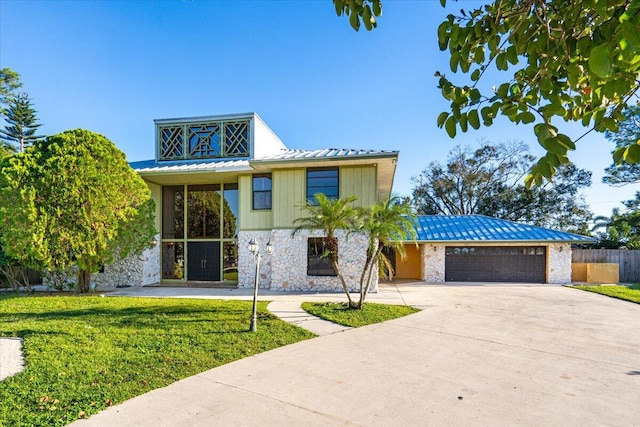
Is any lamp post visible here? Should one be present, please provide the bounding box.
[248,237,273,332]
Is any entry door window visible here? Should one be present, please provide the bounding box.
[187,185,221,238]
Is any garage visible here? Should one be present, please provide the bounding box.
[445,246,546,283]
[397,215,595,284]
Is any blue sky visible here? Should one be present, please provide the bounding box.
[0,0,636,218]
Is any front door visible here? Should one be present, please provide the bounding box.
[187,242,221,281]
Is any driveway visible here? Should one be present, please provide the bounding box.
[72,284,640,426]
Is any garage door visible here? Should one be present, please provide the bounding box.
[445,246,546,283]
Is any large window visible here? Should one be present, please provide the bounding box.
[252,174,272,210]
[307,238,337,276]
[161,184,238,282]
[306,167,339,204]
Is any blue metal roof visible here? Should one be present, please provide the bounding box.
[413,215,595,243]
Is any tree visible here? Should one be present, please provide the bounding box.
[334,1,640,183]
[293,194,359,307]
[592,192,640,249]
[0,92,42,153]
[411,141,592,234]
[0,129,156,293]
[0,67,22,116]
[603,105,640,186]
[356,196,416,308]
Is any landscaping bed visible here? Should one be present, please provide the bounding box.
[301,302,419,327]
[0,295,314,426]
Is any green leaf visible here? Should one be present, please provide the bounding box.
[496,52,508,70]
[506,46,518,65]
[437,111,449,128]
[459,113,468,132]
[444,116,457,138]
[520,111,536,124]
[613,146,626,164]
[556,134,576,151]
[534,123,557,144]
[540,137,568,155]
[372,0,382,17]
[439,0,446,7]
[450,51,460,72]
[625,144,640,163]
[468,109,480,129]
[588,44,612,78]
[471,69,481,81]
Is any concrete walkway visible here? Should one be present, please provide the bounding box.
[266,301,350,336]
[71,283,640,426]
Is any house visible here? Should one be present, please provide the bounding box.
[389,215,595,284]
[109,112,398,292]
[92,113,593,290]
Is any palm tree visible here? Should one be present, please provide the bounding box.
[293,193,360,307]
[356,196,417,308]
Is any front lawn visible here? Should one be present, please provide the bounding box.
[301,302,419,327]
[571,284,640,304]
[0,295,314,426]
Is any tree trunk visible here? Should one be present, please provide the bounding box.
[359,247,383,308]
[77,269,91,293]
[331,259,356,308]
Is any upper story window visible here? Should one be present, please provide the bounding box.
[252,174,272,210]
[306,167,339,204]
[158,120,250,161]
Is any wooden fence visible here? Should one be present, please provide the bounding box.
[572,249,640,283]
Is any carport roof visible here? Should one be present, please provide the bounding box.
[413,215,595,243]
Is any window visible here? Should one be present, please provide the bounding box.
[306,167,339,204]
[252,174,272,210]
[307,238,337,276]
[158,119,250,160]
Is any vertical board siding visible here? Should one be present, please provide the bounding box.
[572,249,640,282]
[340,166,377,207]
[147,182,162,233]
[238,174,273,230]
[273,169,305,228]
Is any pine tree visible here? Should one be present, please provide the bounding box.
[0,92,42,153]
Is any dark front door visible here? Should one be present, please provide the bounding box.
[445,246,546,283]
[187,242,221,281]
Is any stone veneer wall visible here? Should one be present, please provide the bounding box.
[420,244,445,282]
[238,229,374,292]
[419,242,573,284]
[547,243,572,284]
[43,235,161,289]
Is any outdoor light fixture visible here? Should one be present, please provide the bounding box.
[151,237,158,248]
[248,237,274,332]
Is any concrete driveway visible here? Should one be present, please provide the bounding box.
[72,284,640,426]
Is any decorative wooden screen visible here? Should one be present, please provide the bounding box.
[188,124,221,158]
[159,126,183,160]
[224,122,249,157]
[158,120,250,160]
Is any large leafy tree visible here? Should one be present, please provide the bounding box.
[603,105,640,186]
[334,0,640,184]
[0,92,42,153]
[411,141,592,234]
[0,129,156,293]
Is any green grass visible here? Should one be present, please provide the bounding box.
[0,295,314,426]
[301,302,420,327]
[571,284,640,304]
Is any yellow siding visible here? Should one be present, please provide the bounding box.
[273,169,305,228]
[238,174,273,230]
[340,166,377,207]
[147,181,162,234]
[395,244,421,279]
